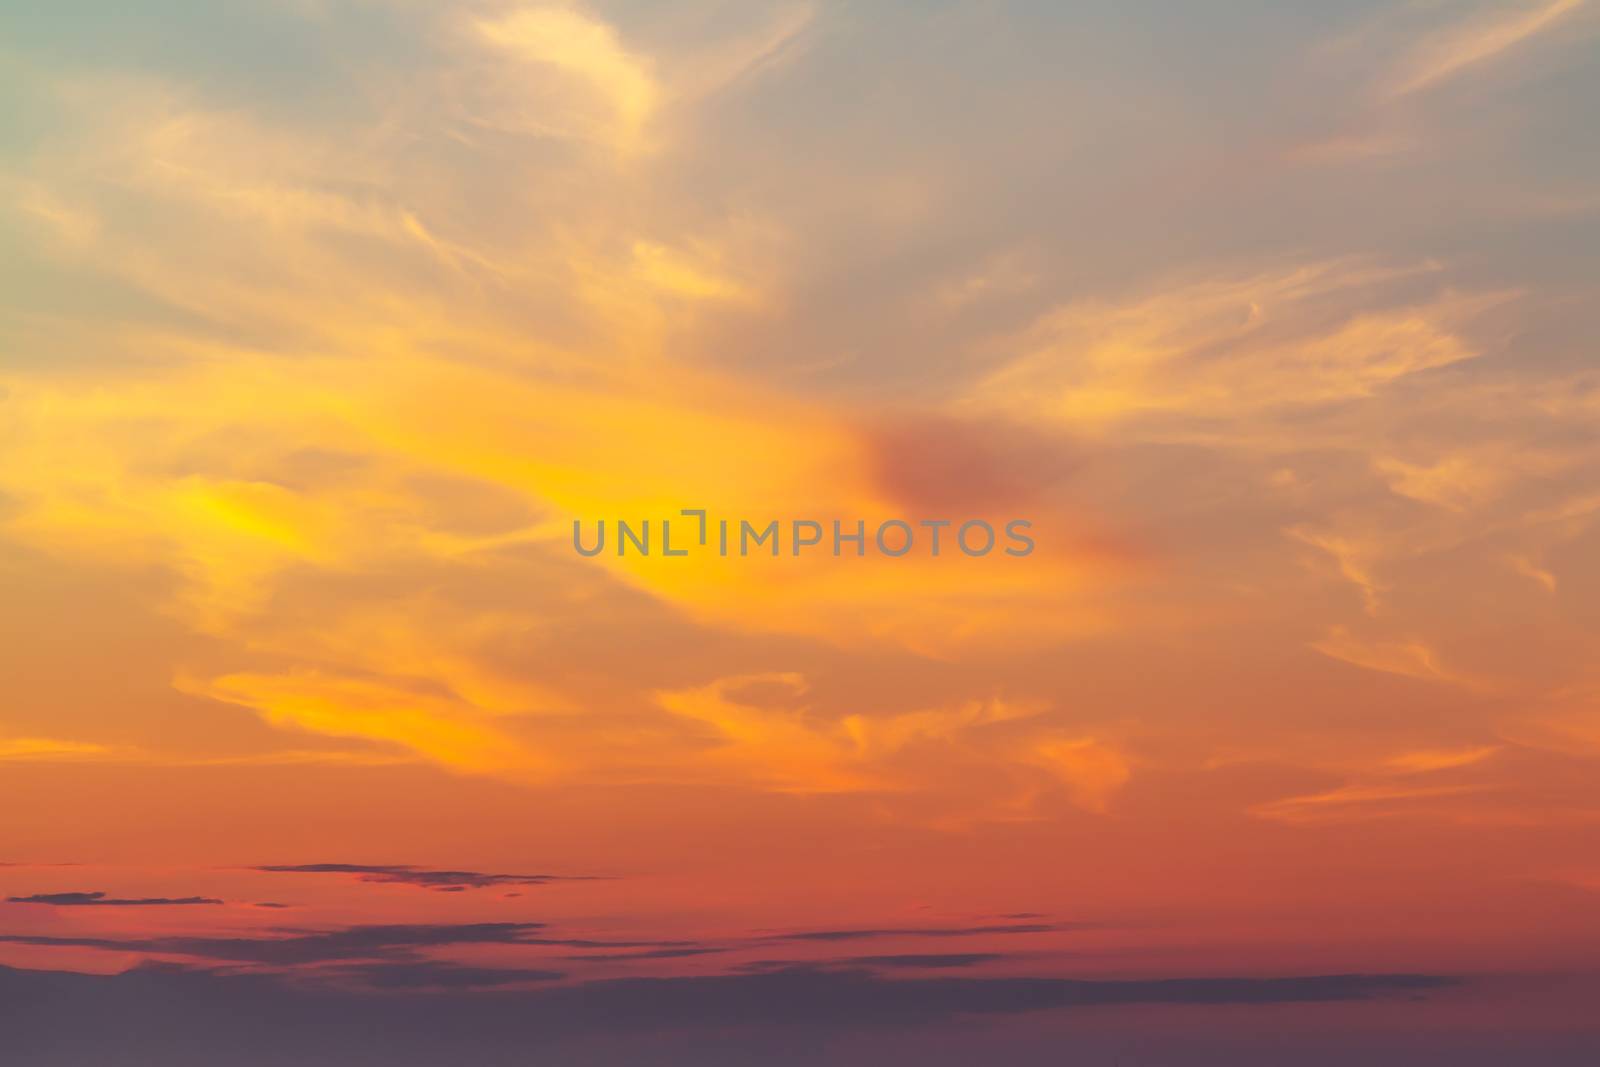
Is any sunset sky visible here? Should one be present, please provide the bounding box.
[2,2,1599,1063]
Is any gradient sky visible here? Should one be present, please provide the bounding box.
[2,2,1599,1063]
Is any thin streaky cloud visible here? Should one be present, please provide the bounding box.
[773,923,1061,943]
[250,863,600,891]
[6,891,223,907]
[1251,784,1492,825]
[1387,0,1586,98]
[0,922,550,965]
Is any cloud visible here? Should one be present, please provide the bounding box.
[1292,0,1592,164]
[1384,746,1501,774]
[967,261,1502,434]
[1287,526,1388,615]
[630,241,753,303]
[0,961,1461,1061]
[0,922,548,965]
[654,675,1128,811]
[1249,740,1513,827]
[562,947,726,962]
[179,670,544,779]
[670,4,816,103]
[0,910,1062,977]
[1386,0,1586,99]
[0,920,721,969]
[1251,783,1489,825]
[1028,737,1131,814]
[773,923,1059,943]
[472,7,658,151]
[0,738,115,762]
[251,863,593,892]
[1508,554,1559,592]
[525,937,704,950]
[0,8,1595,1024]
[861,414,1080,515]
[332,960,564,989]
[1373,453,1512,511]
[851,953,1007,969]
[0,738,413,770]
[1309,626,1468,686]
[742,953,1008,972]
[6,891,222,907]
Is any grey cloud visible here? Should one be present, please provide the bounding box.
[774,922,1060,942]
[0,922,547,965]
[562,947,726,962]
[7,891,223,907]
[251,863,598,891]
[331,960,565,989]
[0,961,1462,1067]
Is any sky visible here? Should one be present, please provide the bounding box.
[1,1,1598,1063]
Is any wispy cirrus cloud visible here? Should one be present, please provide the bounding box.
[1385,745,1501,774]
[471,7,658,152]
[1251,782,1491,825]
[655,674,1130,811]
[965,261,1504,433]
[1385,0,1587,99]
[0,738,114,762]
[1307,625,1465,685]
[1,5,1598,1030]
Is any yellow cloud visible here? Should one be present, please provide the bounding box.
[181,669,545,778]
[1508,554,1558,592]
[474,7,657,151]
[655,674,1122,810]
[1374,454,1506,511]
[1387,0,1586,99]
[967,262,1499,431]
[1287,528,1386,615]
[657,673,879,793]
[1309,625,1468,686]
[1385,745,1500,773]
[630,241,752,302]
[1029,737,1131,814]
[1251,783,1489,824]
[0,738,115,761]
